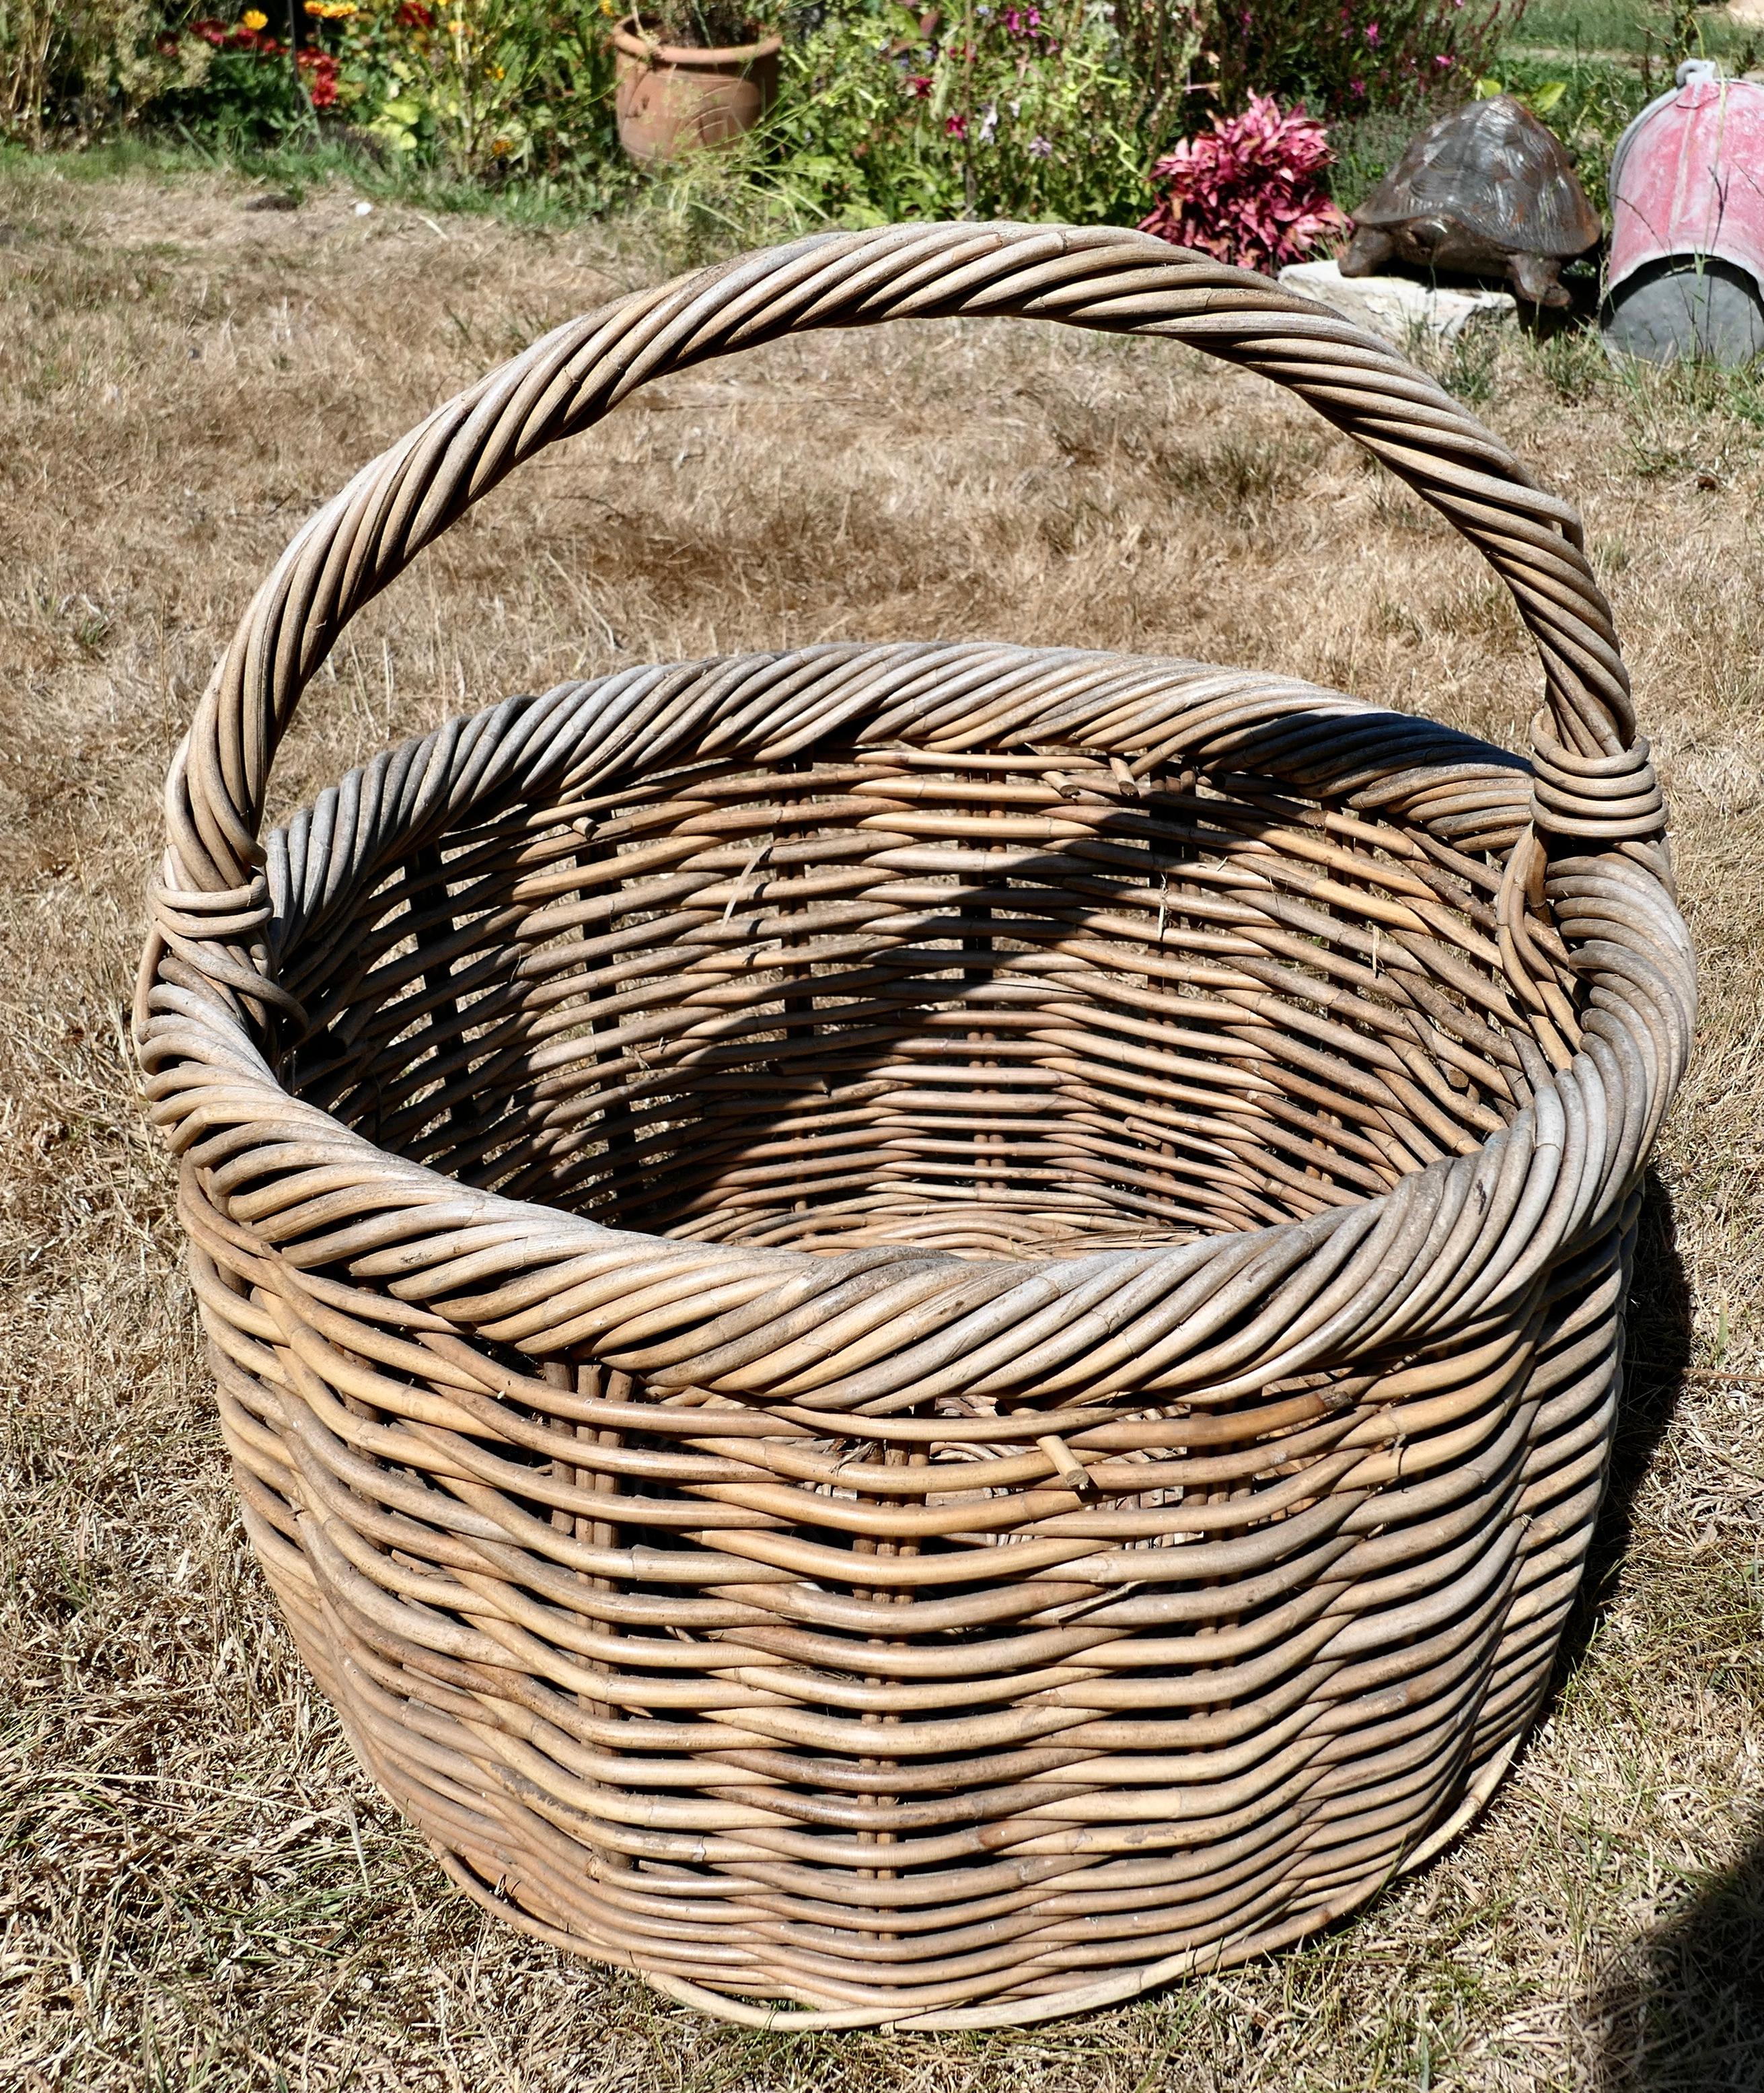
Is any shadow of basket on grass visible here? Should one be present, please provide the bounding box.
[1588,1822,1764,2091]
[1563,1171,1764,2090]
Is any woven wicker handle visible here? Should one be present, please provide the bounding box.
[163,221,1662,913]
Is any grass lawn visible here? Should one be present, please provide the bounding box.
[1513,0,1758,61]
[1,157,1761,2090]
[1514,0,1757,59]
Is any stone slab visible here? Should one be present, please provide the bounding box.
[1276,258,1519,344]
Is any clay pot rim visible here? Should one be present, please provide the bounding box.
[612,15,782,64]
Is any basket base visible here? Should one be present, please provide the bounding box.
[422,1786,1522,2030]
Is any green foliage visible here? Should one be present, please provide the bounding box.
[637,0,764,43]
[150,24,311,148]
[1471,71,1568,112]
[325,0,625,184]
[1208,0,1518,120]
[0,0,181,143]
[753,0,1195,229]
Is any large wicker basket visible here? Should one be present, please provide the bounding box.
[137,224,1694,2029]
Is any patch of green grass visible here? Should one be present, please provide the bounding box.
[1424,319,1503,405]
[1514,0,1757,65]
[1535,320,1612,401]
[1327,108,1425,217]
[0,132,631,230]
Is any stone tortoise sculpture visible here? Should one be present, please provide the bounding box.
[1341,94,1601,309]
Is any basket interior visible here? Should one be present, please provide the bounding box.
[277,692,1549,1264]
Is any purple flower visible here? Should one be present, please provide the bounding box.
[1029,135,1052,156]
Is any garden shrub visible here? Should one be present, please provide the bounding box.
[145,1,624,176]
[321,0,621,181]
[151,13,315,144]
[760,0,1202,227]
[0,0,182,143]
[1140,91,1343,269]
[1208,0,1519,119]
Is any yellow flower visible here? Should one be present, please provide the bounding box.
[490,135,511,153]
[241,7,268,26]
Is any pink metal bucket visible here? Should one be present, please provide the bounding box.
[1604,61,1764,365]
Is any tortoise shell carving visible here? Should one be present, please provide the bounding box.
[1342,95,1601,307]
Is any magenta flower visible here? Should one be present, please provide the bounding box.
[1140,94,1347,274]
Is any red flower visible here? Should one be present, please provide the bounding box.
[906,73,931,97]
[396,0,433,23]
[945,111,967,137]
[298,47,340,107]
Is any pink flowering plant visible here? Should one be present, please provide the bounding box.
[1140,91,1344,271]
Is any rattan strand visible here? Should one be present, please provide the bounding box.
[135,223,1694,2029]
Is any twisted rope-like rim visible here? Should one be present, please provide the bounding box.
[136,219,1694,1410]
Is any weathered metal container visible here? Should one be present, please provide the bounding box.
[1605,61,1764,365]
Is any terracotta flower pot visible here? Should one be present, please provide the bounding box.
[612,18,781,166]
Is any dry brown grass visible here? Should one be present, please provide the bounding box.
[1,159,1761,2091]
